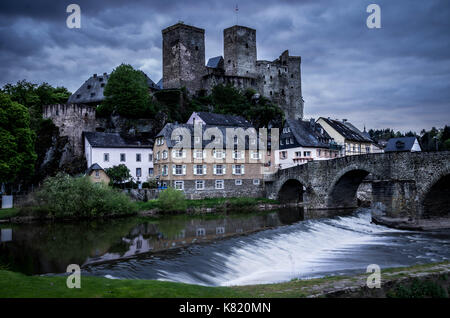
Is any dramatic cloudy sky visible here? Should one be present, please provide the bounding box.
[1,0,449,132]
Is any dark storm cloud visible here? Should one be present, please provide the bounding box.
[0,0,449,132]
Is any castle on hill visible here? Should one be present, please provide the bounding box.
[68,22,305,121]
[161,23,304,120]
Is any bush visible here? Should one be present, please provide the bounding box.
[157,187,187,212]
[21,173,137,219]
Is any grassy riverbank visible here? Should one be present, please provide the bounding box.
[136,197,279,212]
[0,208,19,220]
[0,262,448,298]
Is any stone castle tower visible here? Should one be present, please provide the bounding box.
[223,25,257,78]
[162,23,205,94]
[161,22,304,120]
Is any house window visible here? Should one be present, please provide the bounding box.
[174,165,183,175]
[214,164,224,175]
[290,138,294,144]
[215,180,224,189]
[214,150,224,159]
[120,153,126,162]
[233,151,242,159]
[162,150,168,160]
[280,151,287,159]
[195,180,205,190]
[280,139,283,146]
[196,228,206,236]
[156,151,160,160]
[304,151,311,157]
[174,181,184,190]
[216,227,225,235]
[136,153,142,162]
[234,136,238,145]
[136,168,142,177]
[233,164,244,175]
[251,151,261,160]
[103,153,109,162]
[173,149,184,159]
[194,136,200,143]
[149,168,153,175]
[253,179,260,185]
[194,164,205,175]
[95,170,100,178]
[235,179,242,186]
[317,150,321,157]
[162,165,168,176]
[194,150,203,159]
[295,151,301,157]
[149,153,153,162]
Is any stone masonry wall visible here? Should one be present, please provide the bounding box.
[43,103,96,157]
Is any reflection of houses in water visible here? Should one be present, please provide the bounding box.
[83,211,300,266]
[1,229,12,242]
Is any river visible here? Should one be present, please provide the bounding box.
[1,208,449,286]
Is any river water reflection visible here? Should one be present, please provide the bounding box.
[1,208,449,286]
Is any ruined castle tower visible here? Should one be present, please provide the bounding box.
[162,23,205,93]
[223,25,257,78]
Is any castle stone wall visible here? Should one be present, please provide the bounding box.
[43,103,96,157]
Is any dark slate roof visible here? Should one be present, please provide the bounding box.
[156,78,163,89]
[195,112,252,127]
[320,118,373,142]
[156,123,262,149]
[84,132,153,148]
[384,137,418,152]
[68,71,159,104]
[206,56,224,68]
[68,73,109,104]
[285,119,332,148]
[85,163,104,175]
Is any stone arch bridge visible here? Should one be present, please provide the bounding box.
[265,151,450,219]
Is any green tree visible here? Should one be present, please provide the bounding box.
[105,164,131,186]
[0,92,37,184]
[99,64,156,118]
[158,187,187,212]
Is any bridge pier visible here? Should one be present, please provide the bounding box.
[371,180,418,218]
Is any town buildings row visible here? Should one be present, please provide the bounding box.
[83,111,421,197]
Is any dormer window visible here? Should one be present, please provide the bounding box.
[87,85,91,89]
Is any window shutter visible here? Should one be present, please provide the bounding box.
[202,150,206,159]
[203,164,207,175]
[182,165,186,175]
[223,166,226,175]
[242,165,245,175]
[213,164,217,175]
[172,165,176,175]
[232,164,236,175]
[182,150,186,158]
[193,150,197,159]
[193,165,196,175]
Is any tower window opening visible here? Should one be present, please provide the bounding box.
[246,43,249,48]
[291,74,294,78]
[195,46,199,51]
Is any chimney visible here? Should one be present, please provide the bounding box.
[342,119,347,123]
[93,73,97,78]
[103,72,107,76]
[310,118,315,127]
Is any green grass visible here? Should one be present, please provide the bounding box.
[0,261,449,298]
[136,197,279,212]
[0,208,19,220]
[0,270,248,298]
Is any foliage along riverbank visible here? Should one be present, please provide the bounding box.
[0,262,448,298]
[0,177,280,223]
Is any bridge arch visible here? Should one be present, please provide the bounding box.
[277,178,308,203]
[420,168,450,218]
[327,164,377,209]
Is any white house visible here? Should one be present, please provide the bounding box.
[275,119,341,169]
[84,132,154,183]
